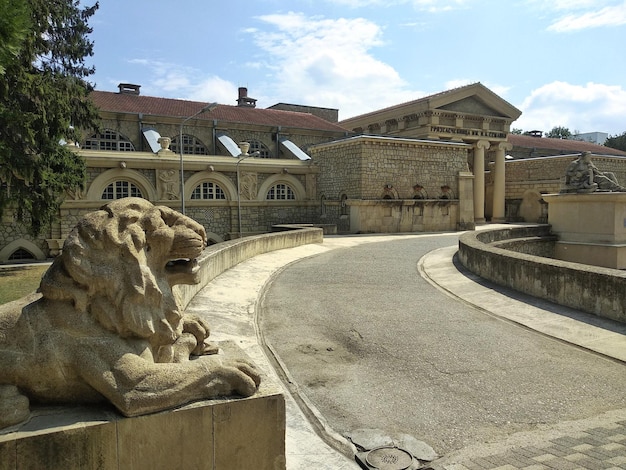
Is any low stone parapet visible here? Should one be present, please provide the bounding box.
[177,226,323,308]
[458,225,626,324]
[272,223,337,235]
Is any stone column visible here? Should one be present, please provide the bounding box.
[492,142,512,222]
[473,140,490,223]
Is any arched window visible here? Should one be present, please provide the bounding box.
[102,181,144,199]
[266,183,295,200]
[170,134,208,155]
[191,181,226,200]
[249,140,271,158]
[84,129,135,151]
[9,248,36,261]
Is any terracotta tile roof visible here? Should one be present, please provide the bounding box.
[89,91,349,133]
[508,133,626,157]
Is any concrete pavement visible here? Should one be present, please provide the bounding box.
[188,231,626,469]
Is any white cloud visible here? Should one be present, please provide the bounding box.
[514,81,626,135]
[411,0,469,13]
[323,0,469,10]
[124,59,238,104]
[532,0,610,11]
[249,12,423,118]
[524,0,613,13]
[187,77,239,104]
[547,1,626,31]
[323,0,396,6]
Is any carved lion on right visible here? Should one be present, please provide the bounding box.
[0,198,260,429]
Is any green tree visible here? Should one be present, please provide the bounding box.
[0,0,30,75]
[545,126,572,139]
[605,131,626,152]
[510,128,523,134]
[0,0,100,235]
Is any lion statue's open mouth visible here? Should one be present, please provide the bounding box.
[0,198,261,429]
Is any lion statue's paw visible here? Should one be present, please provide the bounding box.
[182,314,219,356]
[199,356,262,398]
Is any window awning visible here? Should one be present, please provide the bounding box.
[142,128,162,153]
[216,133,242,157]
[279,138,311,161]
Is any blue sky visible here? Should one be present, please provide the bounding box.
[88,0,626,135]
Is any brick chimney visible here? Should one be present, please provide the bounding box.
[237,87,257,108]
[118,83,141,95]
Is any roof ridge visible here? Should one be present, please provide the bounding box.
[89,90,349,133]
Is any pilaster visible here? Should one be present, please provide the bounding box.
[473,140,490,222]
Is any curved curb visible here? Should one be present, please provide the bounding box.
[418,245,626,365]
[254,261,359,461]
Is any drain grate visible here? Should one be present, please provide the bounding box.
[356,445,421,470]
[367,446,413,469]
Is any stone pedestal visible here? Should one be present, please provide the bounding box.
[543,192,626,269]
[0,343,286,470]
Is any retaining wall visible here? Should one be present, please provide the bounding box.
[458,225,626,324]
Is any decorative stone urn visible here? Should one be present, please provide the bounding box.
[238,142,250,156]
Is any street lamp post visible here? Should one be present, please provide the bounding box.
[179,102,217,214]
[236,150,259,238]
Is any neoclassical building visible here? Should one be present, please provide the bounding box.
[337,82,522,224]
[337,84,626,225]
[3,82,624,262]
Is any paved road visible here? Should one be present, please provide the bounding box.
[259,234,626,459]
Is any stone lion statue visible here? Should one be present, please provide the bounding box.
[0,198,260,429]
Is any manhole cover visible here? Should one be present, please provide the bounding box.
[365,446,413,469]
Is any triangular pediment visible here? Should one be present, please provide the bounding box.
[338,82,522,133]
[438,96,507,118]
[428,83,522,120]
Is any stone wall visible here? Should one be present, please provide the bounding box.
[504,154,626,198]
[360,140,467,199]
[458,225,626,324]
[313,136,469,200]
[499,154,626,223]
[312,138,364,199]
